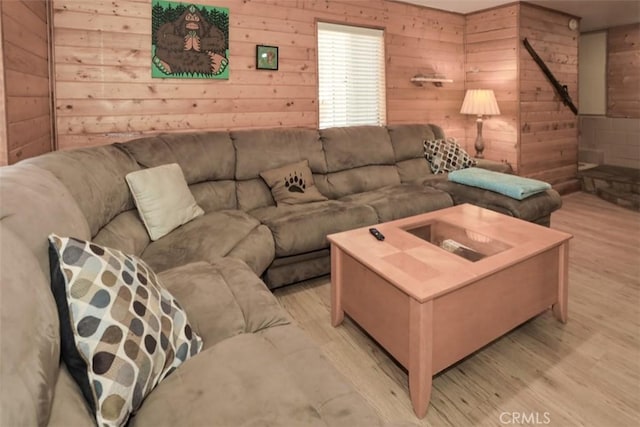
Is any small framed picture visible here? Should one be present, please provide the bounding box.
[256,45,279,70]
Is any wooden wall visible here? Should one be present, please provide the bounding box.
[52,0,466,149]
[465,4,519,169]
[607,23,640,118]
[0,0,52,166]
[0,5,7,165]
[464,3,579,190]
[519,3,579,189]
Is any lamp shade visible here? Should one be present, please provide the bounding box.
[460,89,501,116]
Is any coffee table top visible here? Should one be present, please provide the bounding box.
[327,204,572,303]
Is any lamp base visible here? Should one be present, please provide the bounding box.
[474,116,484,159]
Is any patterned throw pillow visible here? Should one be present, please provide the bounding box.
[260,159,328,205]
[48,234,203,427]
[424,137,476,174]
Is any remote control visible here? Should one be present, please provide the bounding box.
[369,227,385,241]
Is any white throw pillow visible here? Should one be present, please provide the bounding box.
[125,163,204,241]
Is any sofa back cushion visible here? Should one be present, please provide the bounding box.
[93,210,151,257]
[387,124,445,183]
[318,126,400,199]
[23,145,140,237]
[117,131,236,183]
[0,164,91,427]
[117,132,238,212]
[232,128,326,211]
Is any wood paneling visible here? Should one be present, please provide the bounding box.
[519,3,579,186]
[464,3,578,189]
[52,0,466,149]
[0,3,7,165]
[607,23,640,118]
[465,4,519,169]
[0,0,52,165]
[2,0,584,184]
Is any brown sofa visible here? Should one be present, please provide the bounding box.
[109,123,560,288]
[0,123,561,426]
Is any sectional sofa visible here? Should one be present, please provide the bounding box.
[0,123,561,426]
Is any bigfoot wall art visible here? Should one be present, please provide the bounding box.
[152,1,229,79]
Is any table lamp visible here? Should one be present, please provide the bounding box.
[460,89,500,159]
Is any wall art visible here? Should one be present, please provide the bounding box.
[256,45,279,71]
[152,1,229,79]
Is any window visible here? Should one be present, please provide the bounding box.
[317,22,386,128]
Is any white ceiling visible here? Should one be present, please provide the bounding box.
[400,0,640,32]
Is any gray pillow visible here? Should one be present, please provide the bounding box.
[126,163,204,241]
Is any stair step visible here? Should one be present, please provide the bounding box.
[596,187,640,211]
[579,165,640,195]
[554,178,581,195]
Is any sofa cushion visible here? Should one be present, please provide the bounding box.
[117,131,236,184]
[233,127,327,180]
[425,138,476,174]
[395,157,433,183]
[320,125,395,172]
[233,128,326,211]
[231,128,327,180]
[431,180,563,224]
[0,225,61,427]
[129,325,387,427]
[93,209,151,258]
[264,250,331,289]
[250,200,378,257]
[48,235,203,427]
[0,164,91,276]
[189,180,237,212]
[260,160,328,205]
[388,124,447,183]
[236,179,276,212]
[387,123,444,162]
[340,184,453,222]
[158,259,290,350]
[126,164,205,241]
[315,165,401,200]
[224,224,276,276]
[140,210,272,274]
[48,364,96,427]
[23,145,140,237]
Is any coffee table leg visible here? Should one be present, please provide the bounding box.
[331,245,345,327]
[552,242,569,323]
[409,298,433,419]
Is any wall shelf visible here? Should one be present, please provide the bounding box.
[410,75,453,87]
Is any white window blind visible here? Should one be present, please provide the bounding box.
[317,22,386,129]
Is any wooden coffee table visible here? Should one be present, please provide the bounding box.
[327,204,572,418]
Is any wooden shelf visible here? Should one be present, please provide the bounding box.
[410,75,453,87]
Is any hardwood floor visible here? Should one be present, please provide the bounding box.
[274,192,640,427]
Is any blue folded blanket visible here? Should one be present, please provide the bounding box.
[448,167,551,200]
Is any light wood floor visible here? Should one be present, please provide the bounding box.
[274,192,640,427]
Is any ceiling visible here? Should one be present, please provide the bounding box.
[400,0,640,32]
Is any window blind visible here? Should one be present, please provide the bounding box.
[317,22,386,129]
